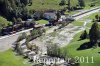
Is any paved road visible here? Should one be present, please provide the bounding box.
[0,28,33,52]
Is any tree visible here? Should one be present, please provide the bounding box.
[10,0,16,10]
[95,14,99,21]
[67,0,78,10]
[12,17,17,24]
[17,18,22,24]
[56,11,61,20]
[0,0,32,21]
[20,0,30,5]
[29,0,32,5]
[4,0,12,16]
[99,16,100,22]
[68,0,71,10]
[31,29,39,39]
[90,0,96,7]
[78,0,85,8]
[89,22,100,46]
[15,33,27,54]
[16,32,27,42]
[47,43,61,57]
[15,33,27,55]
[80,30,88,40]
[59,0,66,6]
[14,42,23,55]
[21,7,29,20]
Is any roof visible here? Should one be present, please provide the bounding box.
[44,12,56,17]
[43,12,57,20]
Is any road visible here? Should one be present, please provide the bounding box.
[73,6,100,20]
[0,28,33,52]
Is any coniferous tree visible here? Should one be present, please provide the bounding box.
[47,43,61,57]
[59,0,66,6]
[4,0,12,17]
[68,0,78,10]
[68,0,71,10]
[89,22,100,46]
[0,0,32,20]
[12,17,17,24]
[78,0,85,8]
[10,0,16,10]
[95,14,99,21]
[80,30,88,40]
[56,11,61,20]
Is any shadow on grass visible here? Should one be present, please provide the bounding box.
[98,52,100,54]
[77,42,93,50]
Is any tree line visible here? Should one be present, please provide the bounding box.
[0,0,32,21]
[0,0,97,22]
[60,0,96,11]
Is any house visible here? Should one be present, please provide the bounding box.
[43,12,57,20]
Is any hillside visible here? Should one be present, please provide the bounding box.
[27,0,100,10]
[0,0,32,20]
[26,0,65,10]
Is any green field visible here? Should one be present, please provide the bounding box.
[0,16,12,33]
[62,23,100,66]
[27,0,65,10]
[27,0,100,11]
[83,12,100,20]
[63,10,100,66]
[36,19,48,24]
[72,21,84,26]
[0,50,30,66]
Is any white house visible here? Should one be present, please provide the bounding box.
[43,12,57,20]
